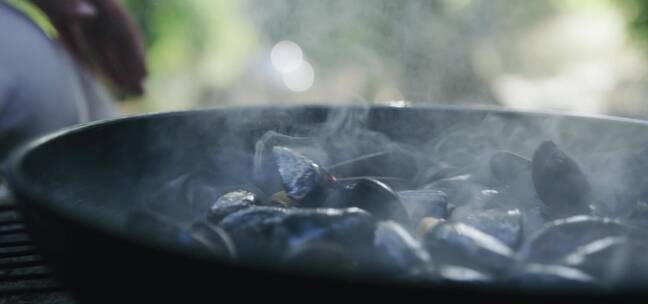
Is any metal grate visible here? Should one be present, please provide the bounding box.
[0,182,76,303]
[0,203,61,296]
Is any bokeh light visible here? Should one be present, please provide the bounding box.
[271,40,304,74]
[282,60,315,92]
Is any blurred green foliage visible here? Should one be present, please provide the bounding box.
[618,0,648,50]
[123,0,257,84]
[118,0,648,112]
[122,0,549,106]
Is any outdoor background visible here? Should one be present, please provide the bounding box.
[118,0,648,119]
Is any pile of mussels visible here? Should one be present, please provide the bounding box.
[126,138,648,290]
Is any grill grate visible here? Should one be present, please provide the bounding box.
[0,183,75,303]
[0,203,61,296]
[0,179,76,304]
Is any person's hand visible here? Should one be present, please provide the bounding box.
[30,0,147,96]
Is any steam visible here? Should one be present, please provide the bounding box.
[132,102,648,287]
[246,104,648,228]
[238,0,493,103]
[143,103,648,228]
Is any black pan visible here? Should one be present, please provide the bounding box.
[6,105,648,302]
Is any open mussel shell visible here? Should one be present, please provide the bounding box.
[517,215,636,264]
[271,207,377,253]
[452,208,523,249]
[217,206,291,260]
[273,146,336,207]
[422,221,516,275]
[207,189,265,224]
[253,131,329,192]
[274,207,381,272]
[218,206,378,266]
[373,221,430,273]
[558,236,648,285]
[326,178,410,225]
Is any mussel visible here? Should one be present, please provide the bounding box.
[559,236,648,285]
[517,215,632,264]
[532,141,591,218]
[273,146,336,207]
[422,221,516,274]
[453,208,523,249]
[272,208,376,247]
[398,190,449,223]
[207,189,265,224]
[374,221,430,273]
[326,178,410,225]
[217,206,290,259]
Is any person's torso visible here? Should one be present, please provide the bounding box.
[0,1,117,161]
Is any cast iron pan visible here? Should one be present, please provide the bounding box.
[6,105,648,302]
